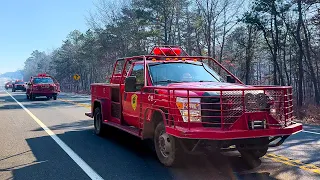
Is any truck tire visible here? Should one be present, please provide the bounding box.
[94,107,106,136]
[239,148,268,160]
[154,122,183,166]
[53,95,57,100]
[30,94,35,101]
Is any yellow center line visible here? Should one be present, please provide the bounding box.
[59,98,320,175]
[264,153,320,175]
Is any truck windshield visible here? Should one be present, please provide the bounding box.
[33,78,54,84]
[149,62,223,85]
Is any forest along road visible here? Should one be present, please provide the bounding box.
[0,90,319,180]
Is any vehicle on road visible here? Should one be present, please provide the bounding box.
[12,80,26,92]
[4,81,13,90]
[26,73,60,100]
[85,46,303,166]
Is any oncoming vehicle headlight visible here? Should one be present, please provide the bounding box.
[176,97,201,122]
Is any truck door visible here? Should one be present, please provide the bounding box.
[122,64,144,127]
[26,77,33,95]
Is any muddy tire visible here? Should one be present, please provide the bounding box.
[239,148,268,160]
[154,122,183,167]
[30,94,36,101]
[94,107,106,136]
[239,147,267,168]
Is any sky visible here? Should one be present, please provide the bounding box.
[0,0,97,74]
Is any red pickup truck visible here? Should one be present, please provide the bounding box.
[12,80,26,92]
[26,73,60,100]
[85,46,302,166]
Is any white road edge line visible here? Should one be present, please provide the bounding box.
[6,91,103,180]
[302,130,320,135]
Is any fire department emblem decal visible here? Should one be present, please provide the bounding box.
[131,94,138,111]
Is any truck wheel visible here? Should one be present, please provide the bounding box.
[94,107,105,136]
[239,148,268,160]
[53,95,57,100]
[154,122,183,166]
[30,94,35,101]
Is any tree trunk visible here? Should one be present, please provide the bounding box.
[296,0,304,107]
[302,21,320,104]
[282,32,290,85]
[245,25,253,84]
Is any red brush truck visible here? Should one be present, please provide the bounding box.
[85,46,302,166]
[26,73,60,100]
[4,81,13,90]
[12,80,26,92]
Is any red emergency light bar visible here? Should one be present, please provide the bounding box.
[37,73,48,77]
[153,47,182,56]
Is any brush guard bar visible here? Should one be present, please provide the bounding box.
[141,86,302,140]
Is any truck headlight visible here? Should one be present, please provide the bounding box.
[176,97,201,122]
[270,108,277,116]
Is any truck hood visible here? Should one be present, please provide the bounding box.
[166,82,251,89]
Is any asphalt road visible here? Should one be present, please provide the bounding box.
[0,88,319,180]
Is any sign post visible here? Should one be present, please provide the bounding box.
[73,74,80,93]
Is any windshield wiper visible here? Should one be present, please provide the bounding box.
[153,80,182,84]
[198,80,216,82]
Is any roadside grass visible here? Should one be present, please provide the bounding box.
[295,105,320,125]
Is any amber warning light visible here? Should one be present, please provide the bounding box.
[153,47,182,56]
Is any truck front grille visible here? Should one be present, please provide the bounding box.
[201,93,221,127]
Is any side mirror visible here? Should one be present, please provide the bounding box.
[125,76,137,92]
[227,75,236,83]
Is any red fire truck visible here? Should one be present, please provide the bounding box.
[26,73,60,100]
[85,46,302,166]
[4,81,13,90]
[12,80,26,92]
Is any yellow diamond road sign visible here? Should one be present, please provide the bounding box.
[73,74,80,81]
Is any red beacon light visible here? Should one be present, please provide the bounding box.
[37,73,48,77]
[153,47,182,56]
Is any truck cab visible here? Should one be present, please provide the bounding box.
[12,80,26,92]
[26,73,60,100]
[86,46,302,166]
